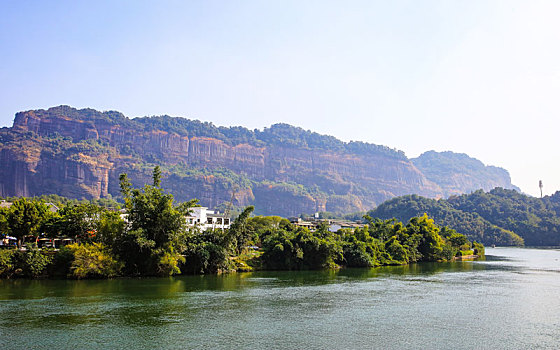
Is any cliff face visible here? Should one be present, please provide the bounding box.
[411,151,520,197]
[0,106,518,216]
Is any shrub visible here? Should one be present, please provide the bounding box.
[6,248,53,278]
[0,249,16,278]
[51,246,76,277]
[183,230,231,274]
[455,250,475,257]
[155,247,185,276]
[24,249,53,277]
[473,241,485,256]
[66,243,123,279]
[342,240,375,267]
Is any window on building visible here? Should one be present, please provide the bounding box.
[217,218,223,224]
[207,217,213,224]
[224,219,230,225]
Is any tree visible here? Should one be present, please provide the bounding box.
[96,210,126,247]
[183,229,231,274]
[406,214,446,261]
[153,165,162,187]
[117,167,196,275]
[228,205,254,254]
[448,233,469,248]
[43,203,102,242]
[6,198,49,248]
[0,207,9,234]
[119,173,132,210]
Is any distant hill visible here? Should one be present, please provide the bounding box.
[0,106,519,216]
[412,151,520,197]
[369,188,560,246]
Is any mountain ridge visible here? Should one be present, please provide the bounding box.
[0,105,518,216]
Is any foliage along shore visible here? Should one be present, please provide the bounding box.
[0,167,482,279]
[369,188,560,247]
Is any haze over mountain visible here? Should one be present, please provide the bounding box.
[0,106,519,216]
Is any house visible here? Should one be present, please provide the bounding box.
[117,207,230,231]
[186,207,231,231]
[45,202,60,213]
[289,216,364,232]
[0,200,59,212]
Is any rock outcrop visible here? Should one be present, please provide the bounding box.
[411,151,520,197]
[0,106,518,216]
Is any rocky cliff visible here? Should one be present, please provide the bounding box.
[411,151,520,197]
[0,106,518,216]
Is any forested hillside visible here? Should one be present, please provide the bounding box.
[369,188,560,246]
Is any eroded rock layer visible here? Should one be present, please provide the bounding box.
[0,106,518,216]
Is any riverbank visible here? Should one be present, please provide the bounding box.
[0,170,482,280]
[1,248,558,349]
[452,254,480,260]
[0,242,485,280]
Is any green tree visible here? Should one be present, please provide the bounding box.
[183,229,231,274]
[117,167,196,275]
[43,203,102,242]
[96,210,126,247]
[6,198,49,247]
[0,207,9,234]
[406,214,446,261]
[228,205,255,254]
[119,173,132,210]
[153,165,162,187]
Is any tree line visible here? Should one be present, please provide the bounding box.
[0,167,480,279]
[370,188,560,246]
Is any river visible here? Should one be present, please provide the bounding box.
[0,247,559,349]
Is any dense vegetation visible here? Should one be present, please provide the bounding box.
[0,168,478,279]
[30,106,406,158]
[447,188,560,246]
[137,117,407,159]
[370,188,560,246]
[260,214,482,270]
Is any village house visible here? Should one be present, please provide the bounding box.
[0,200,59,213]
[119,206,230,231]
[185,207,231,231]
[289,217,364,232]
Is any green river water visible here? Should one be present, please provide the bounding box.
[0,247,559,349]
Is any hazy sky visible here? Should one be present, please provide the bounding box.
[1,1,558,197]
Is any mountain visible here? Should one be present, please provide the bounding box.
[412,151,521,197]
[369,188,560,246]
[0,106,518,216]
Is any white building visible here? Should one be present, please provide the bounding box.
[186,207,231,231]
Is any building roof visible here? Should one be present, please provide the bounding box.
[207,213,229,218]
[45,202,60,212]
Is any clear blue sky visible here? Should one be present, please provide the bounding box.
[1,0,558,197]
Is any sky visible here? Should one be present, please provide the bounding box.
[1,0,558,197]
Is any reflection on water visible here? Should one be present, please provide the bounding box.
[1,248,559,350]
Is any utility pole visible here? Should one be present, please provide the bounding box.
[539,180,543,198]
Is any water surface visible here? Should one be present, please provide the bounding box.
[1,247,559,349]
